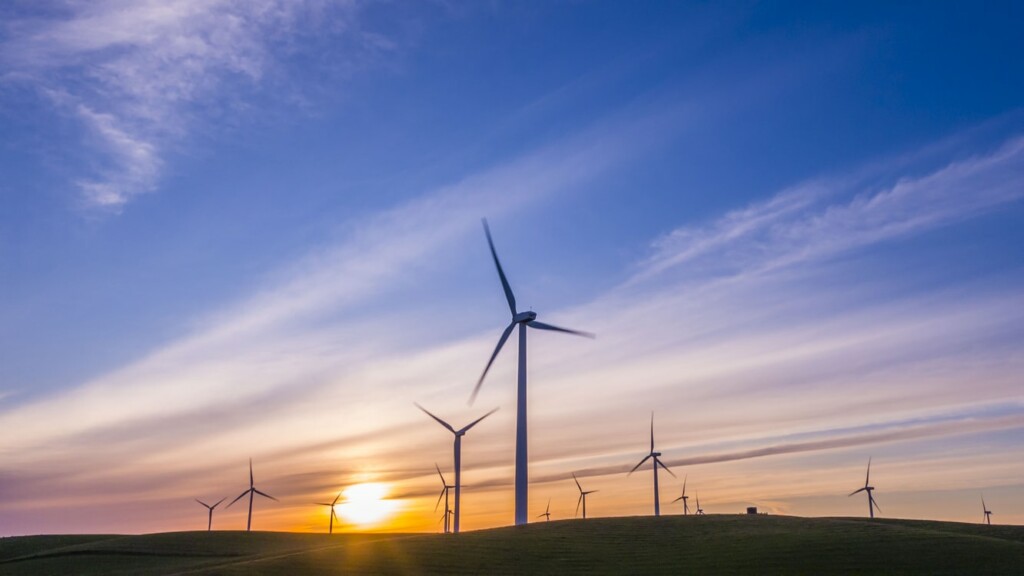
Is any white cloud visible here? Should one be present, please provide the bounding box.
[2,0,362,210]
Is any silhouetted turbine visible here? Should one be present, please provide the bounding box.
[194,497,225,531]
[848,457,880,519]
[695,493,705,515]
[573,473,598,519]
[982,495,993,525]
[671,475,690,515]
[435,464,455,534]
[628,412,675,516]
[227,458,278,532]
[537,498,551,522]
[471,219,594,525]
[416,403,498,533]
[315,492,342,534]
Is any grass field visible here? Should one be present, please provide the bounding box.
[2,515,1022,575]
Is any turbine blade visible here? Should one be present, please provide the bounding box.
[573,472,582,493]
[415,403,456,433]
[650,412,655,453]
[470,322,516,404]
[671,496,683,503]
[683,474,687,495]
[546,498,551,514]
[333,492,342,506]
[576,494,583,517]
[657,457,676,478]
[483,219,516,316]
[871,496,881,513]
[435,463,447,485]
[849,487,866,496]
[254,489,277,502]
[460,406,500,433]
[227,489,250,508]
[213,497,226,509]
[315,502,333,507]
[250,458,254,488]
[865,457,871,487]
[526,320,595,339]
[435,488,445,513]
[195,499,209,508]
[629,454,653,475]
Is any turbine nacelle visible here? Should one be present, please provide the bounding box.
[513,310,538,323]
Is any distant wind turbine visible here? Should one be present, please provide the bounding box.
[434,464,455,534]
[671,475,690,515]
[982,496,993,525]
[573,473,598,519]
[194,497,225,531]
[537,498,552,522]
[227,458,278,532]
[416,403,498,533]
[628,412,675,516]
[315,492,342,534]
[471,219,595,526]
[695,493,705,515]
[848,457,880,519]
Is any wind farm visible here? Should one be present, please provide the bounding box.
[3,2,1024,575]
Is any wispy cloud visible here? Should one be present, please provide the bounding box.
[1,0,369,210]
[637,137,1024,282]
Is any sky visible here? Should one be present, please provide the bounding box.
[1,1,1023,536]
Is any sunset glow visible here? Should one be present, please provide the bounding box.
[336,484,399,527]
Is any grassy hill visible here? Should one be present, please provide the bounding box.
[2,515,1022,575]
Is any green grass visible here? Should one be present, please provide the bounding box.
[2,515,1022,575]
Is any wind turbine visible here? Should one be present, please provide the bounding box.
[471,219,595,526]
[848,457,880,519]
[573,473,598,519]
[434,464,455,534]
[982,496,993,525]
[628,412,675,516]
[194,497,225,531]
[416,403,498,533]
[537,498,552,522]
[315,492,342,534]
[671,475,690,515]
[227,458,278,532]
[695,493,705,515]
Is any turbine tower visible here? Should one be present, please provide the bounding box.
[194,497,225,531]
[982,496,993,525]
[434,464,455,534]
[573,473,598,519]
[628,412,675,516]
[472,219,594,525]
[537,498,552,522]
[671,475,690,515]
[848,457,880,519]
[227,458,278,532]
[416,403,498,533]
[315,492,342,534]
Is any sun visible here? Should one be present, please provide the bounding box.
[336,483,398,527]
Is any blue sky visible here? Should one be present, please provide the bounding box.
[1,1,1023,534]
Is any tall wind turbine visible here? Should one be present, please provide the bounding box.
[471,219,594,525]
[227,458,278,532]
[848,457,880,519]
[695,493,705,515]
[416,403,498,533]
[982,496,993,525]
[573,473,598,519]
[434,464,455,534]
[195,497,225,531]
[628,412,675,516]
[537,498,552,522]
[315,492,342,534]
[671,475,690,515]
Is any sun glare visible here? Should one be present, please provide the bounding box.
[336,483,398,526]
